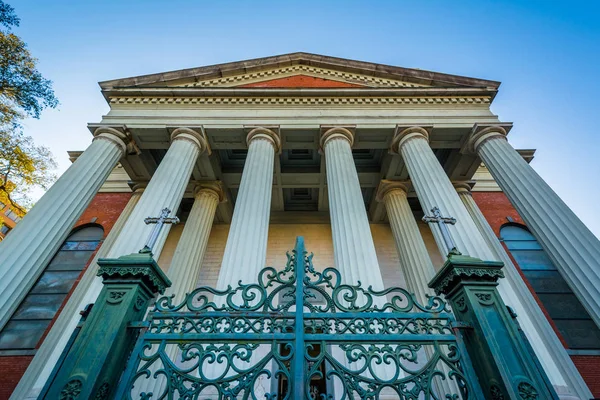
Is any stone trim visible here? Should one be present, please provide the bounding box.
[109,95,492,106]
[175,65,428,88]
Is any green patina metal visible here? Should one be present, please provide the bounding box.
[428,253,559,400]
[41,250,171,400]
[42,238,558,399]
[112,237,485,399]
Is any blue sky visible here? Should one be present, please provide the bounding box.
[11,0,600,238]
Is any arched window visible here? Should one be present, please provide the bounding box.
[0,225,104,351]
[501,224,600,350]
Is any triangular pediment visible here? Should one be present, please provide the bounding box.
[99,52,500,91]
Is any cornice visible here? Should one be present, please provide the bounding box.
[98,52,501,91]
[108,94,492,107]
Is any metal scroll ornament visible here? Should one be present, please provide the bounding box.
[114,237,483,399]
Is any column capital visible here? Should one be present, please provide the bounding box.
[376,180,411,202]
[465,123,513,154]
[128,181,148,193]
[320,126,355,149]
[453,181,475,194]
[193,181,226,203]
[246,127,281,153]
[170,127,211,154]
[92,126,134,154]
[390,125,432,154]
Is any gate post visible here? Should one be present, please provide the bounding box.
[428,253,559,400]
[42,251,171,399]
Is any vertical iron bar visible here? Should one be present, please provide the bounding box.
[293,236,306,399]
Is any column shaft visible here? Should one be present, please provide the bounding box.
[0,129,128,330]
[107,129,206,259]
[216,130,278,289]
[378,183,435,302]
[166,184,221,303]
[393,127,494,260]
[377,182,456,397]
[475,131,600,328]
[323,128,384,289]
[10,186,145,400]
[457,186,591,399]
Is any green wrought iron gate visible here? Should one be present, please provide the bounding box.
[113,237,485,399]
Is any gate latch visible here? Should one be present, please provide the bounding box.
[451,321,473,330]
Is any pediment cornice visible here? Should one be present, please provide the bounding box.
[99,52,500,92]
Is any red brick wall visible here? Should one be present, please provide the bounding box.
[572,356,600,397]
[0,356,33,400]
[0,192,131,399]
[239,74,363,88]
[473,191,600,398]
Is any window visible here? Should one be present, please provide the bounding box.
[501,224,600,350]
[0,224,10,235]
[4,209,21,223]
[0,225,103,350]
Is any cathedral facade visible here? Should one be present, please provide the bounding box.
[0,53,599,399]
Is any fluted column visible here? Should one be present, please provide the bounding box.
[10,183,147,400]
[106,127,208,259]
[376,180,457,398]
[166,182,224,303]
[376,181,436,302]
[391,126,494,260]
[140,182,225,398]
[469,125,600,328]
[455,183,591,400]
[216,128,280,289]
[0,127,131,331]
[321,127,385,289]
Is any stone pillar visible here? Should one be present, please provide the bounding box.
[391,126,494,260]
[216,128,280,289]
[165,182,224,303]
[106,127,209,259]
[320,127,384,289]
[0,127,131,331]
[321,127,394,399]
[376,180,456,398]
[376,180,436,302]
[454,183,592,400]
[211,128,279,399]
[11,183,147,400]
[468,125,600,328]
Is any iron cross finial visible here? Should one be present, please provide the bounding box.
[140,208,180,254]
[422,207,461,256]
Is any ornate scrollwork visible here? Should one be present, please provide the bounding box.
[518,381,538,399]
[60,378,82,400]
[114,238,480,399]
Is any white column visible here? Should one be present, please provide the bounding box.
[322,128,391,399]
[391,126,494,260]
[216,128,280,289]
[0,127,131,331]
[469,126,600,328]
[210,128,279,399]
[455,183,591,400]
[141,182,224,397]
[321,127,385,289]
[376,180,456,398]
[166,182,223,303]
[10,183,146,400]
[106,127,208,259]
[376,181,436,302]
